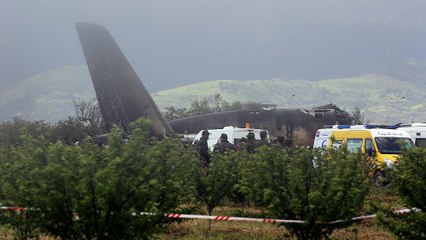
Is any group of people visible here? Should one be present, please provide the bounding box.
[195,129,271,166]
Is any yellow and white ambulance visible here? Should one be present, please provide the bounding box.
[328,127,414,185]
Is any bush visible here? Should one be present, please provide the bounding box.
[0,117,53,147]
[0,118,194,239]
[378,147,426,239]
[194,151,239,230]
[242,146,370,240]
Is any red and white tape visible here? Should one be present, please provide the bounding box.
[326,208,416,224]
[1,206,418,224]
[159,213,304,223]
[1,206,27,212]
[138,208,419,224]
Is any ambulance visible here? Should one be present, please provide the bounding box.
[398,122,426,148]
[313,125,365,148]
[328,127,414,186]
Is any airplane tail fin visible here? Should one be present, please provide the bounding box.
[75,22,174,138]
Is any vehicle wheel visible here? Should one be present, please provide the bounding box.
[373,171,389,188]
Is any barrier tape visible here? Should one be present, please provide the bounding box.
[137,208,419,224]
[1,206,419,225]
[151,212,304,223]
[1,206,27,212]
[322,208,416,224]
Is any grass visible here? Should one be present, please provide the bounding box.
[160,219,396,240]
[158,213,396,240]
[158,188,401,239]
[0,188,402,239]
[160,218,289,240]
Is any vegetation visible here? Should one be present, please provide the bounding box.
[0,119,197,239]
[378,147,426,239]
[0,65,95,123]
[194,152,239,230]
[241,146,370,240]
[352,107,365,124]
[0,98,106,148]
[153,76,426,124]
[162,94,262,121]
[72,97,105,136]
[4,66,426,123]
[0,116,424,239]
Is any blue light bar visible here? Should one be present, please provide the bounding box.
[365,124,398,129]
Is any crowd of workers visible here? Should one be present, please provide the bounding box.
[195,129,271,166]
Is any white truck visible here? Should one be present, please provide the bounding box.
[398,122,426,148]
[192,126,269,151]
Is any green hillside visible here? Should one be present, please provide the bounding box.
[1,66,425,124]
[153,75,426,124]
[0,65,95,122]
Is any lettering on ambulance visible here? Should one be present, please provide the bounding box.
[332,140,343,149]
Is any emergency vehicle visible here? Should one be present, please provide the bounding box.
[314,125,414,186]
[398,122,426,148]
[313,125,365,148]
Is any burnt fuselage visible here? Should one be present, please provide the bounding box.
[76,23,352,146]
[170,106,350,146]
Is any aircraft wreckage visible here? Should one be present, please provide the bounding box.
[75,22,352,146]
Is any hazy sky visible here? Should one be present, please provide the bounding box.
[1,0,426,92]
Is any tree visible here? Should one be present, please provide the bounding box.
[162,106,189,121]
[194,151,239,230]
[0,117,53,147]
[0,102,104,147]
[352,107,365,125]
[0,118,193,239]
[242,146,370,240]
[162,94,262,121]
[238,147,272,207]
[72,97,106,136]
[378,147,426,239]
[52,116,94,144]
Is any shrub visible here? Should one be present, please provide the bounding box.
[243,146,370,240]
[194,151,239,230]
[378,147,426,239]
[0,118,192,239]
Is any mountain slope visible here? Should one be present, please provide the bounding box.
[0,65,95,122]
[1,66,425,123]
[152,74,426,123]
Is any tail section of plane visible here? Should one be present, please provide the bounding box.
[75,22,174,138]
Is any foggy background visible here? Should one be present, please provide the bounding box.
[1,0,426,93]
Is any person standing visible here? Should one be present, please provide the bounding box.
[236,137,247,152]
[214,133,236,153]
[197,130,211,166]
[246,132,256,153]
[256,130,271,148]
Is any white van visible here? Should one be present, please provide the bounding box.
[398,122,426,148]
[192,126,269,151]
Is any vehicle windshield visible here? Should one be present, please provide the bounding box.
[374,137,414,154]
